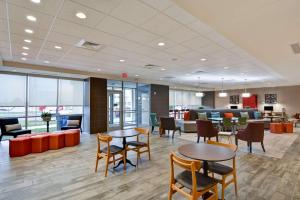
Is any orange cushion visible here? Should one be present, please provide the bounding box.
[224,112,234,118]
[9,137,32,157]
[31,135,49,153]
[64,129,80,147]
[270,123,283,134]
[49,133,65,150]
[283,123,293,133]
[183,112,190,121]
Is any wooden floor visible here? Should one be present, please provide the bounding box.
[0,129,299,200]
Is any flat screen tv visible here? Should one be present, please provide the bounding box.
[230,106,238,109]
[264,106,274,111]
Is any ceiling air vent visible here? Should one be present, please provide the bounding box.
[75,39,103,51]
[291,43,300,54]
[193,70,205,74]
[143,64,159,69]
[162,76,176,79]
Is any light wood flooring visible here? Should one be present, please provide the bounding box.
[0,129,299,200]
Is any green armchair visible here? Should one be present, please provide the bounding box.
[150,113,160,133]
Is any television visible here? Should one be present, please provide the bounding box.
[230,106,238,109]
[264,106,274,111]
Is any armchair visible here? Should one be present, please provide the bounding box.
[61,115,82,132]
[159,117,181,138]
[0,118,31,141]
[196,120,219,143]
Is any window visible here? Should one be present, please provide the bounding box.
[169,89,202,109]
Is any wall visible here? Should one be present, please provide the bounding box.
[215,85,300,116]
[202,91,215,108]
[150,84,169,118]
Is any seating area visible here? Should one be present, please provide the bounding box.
[0,1,300,200]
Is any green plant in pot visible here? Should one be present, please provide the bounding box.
[41,112,52,122]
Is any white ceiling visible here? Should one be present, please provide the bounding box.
[0,0,288,89]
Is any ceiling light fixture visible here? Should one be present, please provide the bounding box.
[26,15,37,22]
[76,12,87,19]
[119,59,125,62]
[24,39,32,43]
[158,42,165,46]
[31,0,41,3]
[22,52,28,56]
[218,78,228,98]
[97,69,101,71]
[54,45,62,49]
[224,66,229,70]
[135,75,139,77]
[201,58,207,61]
[21,57,27,61]
[241,79,251,97]
[44,60,50,64]
[161,68,166,71]
[195,77,204,97]
[25,29,34,34]
[22,46,29,50]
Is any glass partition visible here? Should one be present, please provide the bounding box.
[169,89,202,110]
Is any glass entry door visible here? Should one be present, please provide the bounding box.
[108,90,123,130]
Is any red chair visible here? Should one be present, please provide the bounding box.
[9,137,31,157]
[31,135,49,153]
[64,129,80,147]
[49,133,65,150]
[196,120,219,143]
[235,122,265,153]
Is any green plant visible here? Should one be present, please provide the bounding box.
[41,112,52,121]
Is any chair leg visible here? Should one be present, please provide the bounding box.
[168,185,174,200]
[172,130,175,139]
[136,150,139,167]
[105,156,109,177]
[0,135,3,142]
[204,137,206,142]
[261,141,266,152]
[95,157,99,172]
[216,135,219,142]
[213,184,219,200]
[197,136,200,143]
[235,137,238,146]
[233,171,238,196]
[123,151,126,175]
[113,155,116,166]
[151,126,154,133]
[221,178,226,200]
[249,142,252,153]
[148,147,151,160]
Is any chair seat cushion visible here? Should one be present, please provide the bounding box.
[208,162,233,175]
[176,170,217,191]
[8,129,31,136]
[127,141,146,147]
[61,126,79,130]
[102,145,123,154]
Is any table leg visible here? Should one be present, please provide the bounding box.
[46,121,49,132]
[114,137,136,169]
[202,161,220,199]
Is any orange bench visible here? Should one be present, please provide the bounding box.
[9,137,31,157]
[283,122,293,133]
[49,133,65,150]
[64,129,80,147]
[31,135,49,153]
[270,123,283,134]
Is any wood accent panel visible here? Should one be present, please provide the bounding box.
[84,77,107,134]
[202,91,215,108]
[150,84,169,118]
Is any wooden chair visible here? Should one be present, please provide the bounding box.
[169,152,218,200]
[95,133,126,177]
[206,140,238,200]
[126,128,151,167]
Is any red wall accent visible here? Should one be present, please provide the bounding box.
[242,95,257,108]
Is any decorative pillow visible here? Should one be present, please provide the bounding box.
[183,112,190,121]
[198,112,207,120]
[254,111,262,119]
[240,112,249,119]
[211,112,220,118]
[5,124,22,132]
[67,120,80,126]
[224,112,234,118]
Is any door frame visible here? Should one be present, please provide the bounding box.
[107,90,123,131]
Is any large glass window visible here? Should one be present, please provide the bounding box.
[123,82,137,129]
[169,89,202,110]
[137,83,150,126]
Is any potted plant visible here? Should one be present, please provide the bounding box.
[41,112,52,122]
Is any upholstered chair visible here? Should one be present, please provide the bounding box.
[196,120,219,143]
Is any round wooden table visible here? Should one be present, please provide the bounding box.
[178,143,236,176]
[108,129,138,168]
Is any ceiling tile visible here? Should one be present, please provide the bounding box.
[71,0,122,14]
[182,36,211,51]
[67,47,97,57]
[52,19,92,38]
[125,27,158,44]
[140,0,173,11]
[10,33,44,48]
[0,0,7,19]
[9,21,48,40]
[110,0,157,25]
[165,25,198,43]
[97,16,134,37]
[164,45,190,54]
[164,4,197,24]
[86,29,120,46]
[47,31,81,45]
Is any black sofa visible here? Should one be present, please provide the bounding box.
[61,115,82,132]
[0,118,31,141]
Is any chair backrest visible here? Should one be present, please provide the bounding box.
[96,133,112,154]
[0,118,19,134]
[160,117,176,130]
[245,122,265,142]
[223,118,233,127]
[207,140,237,152]
[150,113,158,126]
[134,127,150,143]
[196,120,217,138]
[238,117,247,125]
[170,152,200,192]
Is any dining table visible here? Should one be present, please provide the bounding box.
[108,129,138,168]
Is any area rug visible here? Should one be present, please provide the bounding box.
[178,130,298,159]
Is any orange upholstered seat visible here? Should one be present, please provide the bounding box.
[31,135,49,153]
[183,111,190,121]
[283,122,293,133]
[64,129,80,147]
[224,112,234,118]
[49,133,65,150]
[270,123,283,134]
[9,137,31,157]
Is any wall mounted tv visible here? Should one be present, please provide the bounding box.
[230,106,238,109]
[264,106,274,111]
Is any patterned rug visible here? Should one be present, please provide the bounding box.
[178,130,298,159]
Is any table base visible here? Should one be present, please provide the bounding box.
[113,159,136,169]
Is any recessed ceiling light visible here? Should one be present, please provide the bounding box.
[26,15,37,22]
[31,0,41,3]
[24,39,32,43]
[158,42,165,46]
[224,66,229,69]
[21,57,27,61]
[22,46,29,50]
[22,52,28,56]
[119,59,125,62]
[25,29,34,34]
[97,69,101,71]
[135,74,139,77]
[201,58,207,61]
[54,45,62,49]
[44,60,50,64]
[76,12,87,19]
[161,68,166,71]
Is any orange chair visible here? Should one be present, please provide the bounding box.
[49,133,65,150]
[283,122,293,133]
[64,129,80,147]
[224,112,234,119]
[9,137,32,157]
[270,123,283,134]
[31,135,49,153]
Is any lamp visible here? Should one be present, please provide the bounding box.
[218,78,227,97]
[195,77,204,97]
[241,79,251,97]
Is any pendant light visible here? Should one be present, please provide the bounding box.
[195,77,204,97]
[241,79,251,97]
[218,78,228,97]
